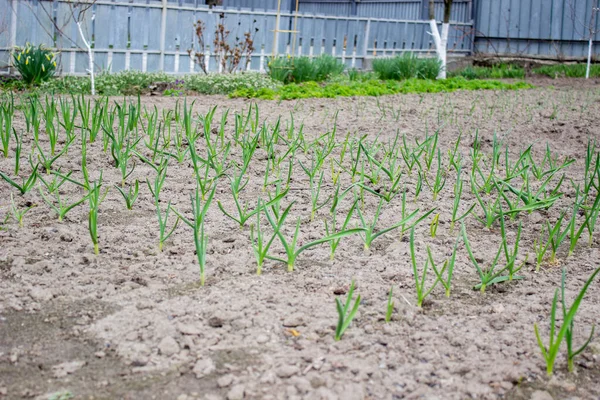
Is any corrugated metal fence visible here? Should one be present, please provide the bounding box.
[474,0,600,58]
[0,0,473,75]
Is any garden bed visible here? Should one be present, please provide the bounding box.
[1,82,600,400]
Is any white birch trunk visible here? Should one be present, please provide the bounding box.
[77,21,95,96]
[587,35,593,79]
[429,20,449,80]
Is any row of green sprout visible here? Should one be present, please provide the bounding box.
[0,94,599,374]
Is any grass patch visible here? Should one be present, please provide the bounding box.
[532,63,600,78]
[267,54,345,84]
[231,77,533,100]
[373,54,441,80]
[451,62,600,80]
[450,64,525,79]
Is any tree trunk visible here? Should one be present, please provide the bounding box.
[77,21,95,95]
[428,0,452,79]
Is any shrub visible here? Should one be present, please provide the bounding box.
[373,53,441,80]
[12,43,58,85]
[267,54,345,84]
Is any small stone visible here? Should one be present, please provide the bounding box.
[94,351,106,358]
[52,360,86,378]
[256,334,269,344]
[492,303,505,313]
[260,370,276,384]
[276,365,299,379]
[29,288,53,302]
[227,384,245,400]
[176,395,189,400]
[310,376,326,388]
[158,336,180,357]
[208,316,224,328]
[193,358,216,378]
[530,390,554,400]
[178,322,202,336]
[283,314,305,328]
[218,374,234,388]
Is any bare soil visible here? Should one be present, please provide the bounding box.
[1,80,600,400]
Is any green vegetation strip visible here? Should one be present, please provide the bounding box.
[231,77,533,100]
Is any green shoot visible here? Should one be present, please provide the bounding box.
[335,280,361,341]
[534,267,600,375]
[409,227,442,307]
[264,202,363,272]
[115,180,140,210]
[88,174,108,255]
[385,286,394,323]
[38,185,89,222]
[147,160,179,252]
[0,164,38,195]
[9,193,36,227]
[174,185,217,286]
[560,268,597,373]
[461,223,513,293]
[355,196,433,251]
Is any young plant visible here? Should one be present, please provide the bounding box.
[174,185,217,286]
[432,234,460,298]
[409,227,441,307]
[498,207,526,281]
[429,213,440,238]
[217,170,288,228]
[355,196,432,251]
[38,186,89,222]
[426,149,446,201]
[88,174,108,255]
[147,160,180,252]
[0,164,38,195]
[534,267,600,376]
[325,196,359,261]
[9,193,36,227]
[249,202,280,275]
[450,166,475,231]
[461,223,515,293]
[335,280,361,341]
[0,100,13,158]
[560,268,597,373]
[385,286,394,323]
[308,170,331,221]
[115,180,140,210]
[470,176,502,229]
[264,201,363,272]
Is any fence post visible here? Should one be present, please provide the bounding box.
[363,18,371,66]
[9,0,18,74]
[159,0,167,71]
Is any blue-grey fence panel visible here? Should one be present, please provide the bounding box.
[297,0,473,23]
[474,0,600,58]
[0,0,11,68]
[2,0,473,75]
[223,0,286,11]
